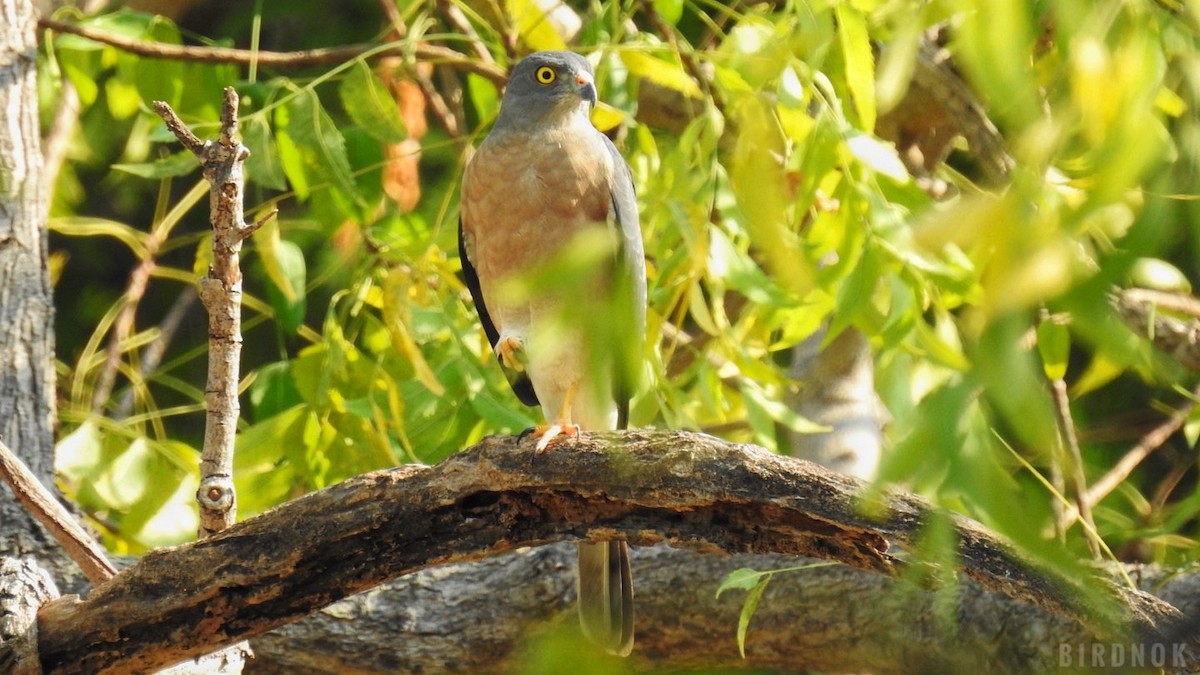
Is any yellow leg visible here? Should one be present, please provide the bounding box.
[534,381,580,452]
[496,336,525,372]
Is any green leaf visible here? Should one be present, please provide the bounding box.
[730,96,812,294]
[716,567,769,596]
[1036,319,1070,381]
[235,405,307,516]
[81,9,162,39]
[846,134,908,183]
[736,573,770,658]
[48,217,149,259]
[383,267,446,396]
[466,72,500,122]
[242,114,287,191]
[55,421,105,483]
[58,58,100,107]
[741,381,831,435]
[117,439,198,548]
[835,3,875,130]
[259,237,307,334]
[121,15,184,109]
[112,151,198,179]
[469,392,537,431]
[716,568,775,657]
[249,361,303,421]
[955,0,1040,129]
[104,77,142,119]
[1129,257,1192,293]
[274,88,363,209]
[621,51,702,99]
[653,0,684,25]
[339,60,407,144]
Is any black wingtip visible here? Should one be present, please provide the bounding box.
[458,217,540,408]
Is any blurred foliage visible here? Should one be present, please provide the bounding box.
[37,0,1200,645]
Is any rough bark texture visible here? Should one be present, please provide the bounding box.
[22,431,1199,673]
[0,0,76,589]
[248,544,1200,674]
[0,557,58,675]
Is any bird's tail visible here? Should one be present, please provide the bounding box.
[577,539,634,656]
[573,374,634,655]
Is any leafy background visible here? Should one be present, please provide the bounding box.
[41,0,1200,632]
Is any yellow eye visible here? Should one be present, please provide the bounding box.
[534,66,557,84]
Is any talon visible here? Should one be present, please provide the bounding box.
[496,336,526,372]
[531,423,580,452]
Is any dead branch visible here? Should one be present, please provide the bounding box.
[1113,287,1200,371]
[0,441,115,585]
[20,430,1197,673]
[153,89,260,537]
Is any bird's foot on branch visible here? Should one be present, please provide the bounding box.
[526,423,580,453]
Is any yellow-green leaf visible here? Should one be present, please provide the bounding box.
[506,0,567,52]
[339,60,407,144]
[384,267,446,396]
[835,3,876,130]
[735,573,769,658]
[1036,319,1070,381]
[621,50,702,99]
[254,217,299,302]
[590,101,625,132]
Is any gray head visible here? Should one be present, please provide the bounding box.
[495,51,597,131]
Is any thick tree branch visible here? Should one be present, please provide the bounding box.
[23,431,1198,673]
[248,544,1200,674]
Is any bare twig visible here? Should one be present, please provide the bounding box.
[377,1,465,139]
[113,287,199,420]
[642,1,724,113]
[1058,382,1200,530]
[1113,288,1200,370]
[439,0,495,65]
[41,0,110,184]
[41,81,81,191]
[152,89,264,537]
[1048,375,1102,555]
[90,217,174,414]
[429,62,467,138]
[1121,288,1200,319]
[0,441,116,585]
[1040,309,1100,555]
[38,17,507,85]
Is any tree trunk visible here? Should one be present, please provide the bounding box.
[0,0,73,588]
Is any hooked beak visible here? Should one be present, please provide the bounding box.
[576,71,597,107]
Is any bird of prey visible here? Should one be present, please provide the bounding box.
[458,50,646,656]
